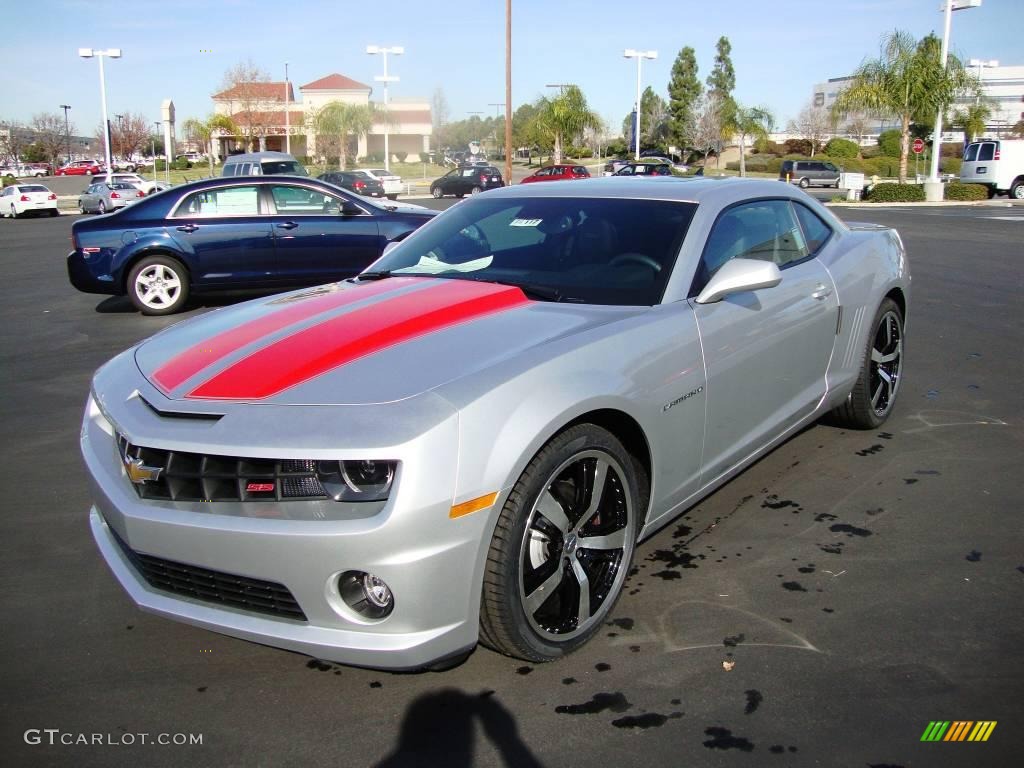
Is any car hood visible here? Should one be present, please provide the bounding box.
[134,277,642,406]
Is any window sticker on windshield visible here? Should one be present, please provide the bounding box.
[510,218,542,227]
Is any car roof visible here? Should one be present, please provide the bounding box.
[481,176,813,207]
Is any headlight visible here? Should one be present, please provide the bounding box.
[317,460,396,502]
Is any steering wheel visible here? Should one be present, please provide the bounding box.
[609,252,662,272]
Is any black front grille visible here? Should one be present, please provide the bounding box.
[117,435,328,502]
[111,529,307,621]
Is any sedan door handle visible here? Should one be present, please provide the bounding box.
[811,284,833,301]
[276,221,298,230]
[176,223,198,233]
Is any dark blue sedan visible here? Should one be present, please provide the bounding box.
[67,176,436,314]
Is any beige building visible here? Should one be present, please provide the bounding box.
[211,73,432,162]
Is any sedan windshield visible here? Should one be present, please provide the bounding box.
[369,196,696,305]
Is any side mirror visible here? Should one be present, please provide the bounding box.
[341,200,362,215]
[695,258,782,304]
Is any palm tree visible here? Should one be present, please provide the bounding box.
[951,101,992,143]
[533,86,600,164]
[726,104,774,177]
[308,101,374,170]
[182,114,238,176]
[832,30,976,184]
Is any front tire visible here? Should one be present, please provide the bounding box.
[479,424,642,662]
[831,298,904,429]
[127,255,189,315]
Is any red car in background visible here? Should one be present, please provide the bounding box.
[56,161,103,176]
[520,164,591,184]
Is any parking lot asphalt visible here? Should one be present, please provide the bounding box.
[1,204,1021,767]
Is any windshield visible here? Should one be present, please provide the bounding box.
[369,196,696,306]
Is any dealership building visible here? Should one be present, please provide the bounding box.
[211,73,432,161]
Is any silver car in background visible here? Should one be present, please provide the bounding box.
[79,181,146,214]
[81,178,908,670]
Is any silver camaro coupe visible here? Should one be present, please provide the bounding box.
[82,178,909,669]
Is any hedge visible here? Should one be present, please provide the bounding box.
[945,182,988,201]
[864,183,925,202]
[824,138,859,159]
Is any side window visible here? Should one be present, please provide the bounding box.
[535,168,552,177]
[270,185,344,215]
[977,143,995,161]
[824,163,838,172]
[792,202,833,255]
[222,164,236,177]
[174,185,260,217]
[693,200,809,295]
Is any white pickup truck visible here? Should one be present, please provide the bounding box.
[959,139,1024,199]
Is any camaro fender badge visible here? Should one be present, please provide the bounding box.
[123,454,163,485]
[663,385,705,412]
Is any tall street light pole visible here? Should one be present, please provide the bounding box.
[925,0,982,201]
[78,47,121,182]
[152,121,161,182]
[284,62,291,155]
[367,45,404,172]
[60,105,71,164]
[624,49,657,160]
[505,0,512,184]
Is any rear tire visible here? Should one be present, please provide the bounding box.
[387,194,398,201]
[1010,178,1024,200]
[831,298,904,429]
[98,201,106,215]
[470,186,483,195]
[431,187,443,199]
[127,255,190,315]
[479,424,643,662]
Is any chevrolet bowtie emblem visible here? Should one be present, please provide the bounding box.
[124,455,162,484]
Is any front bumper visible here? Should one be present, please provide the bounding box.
[81,382,499,670]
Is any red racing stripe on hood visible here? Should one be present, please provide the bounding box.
[152,278,423,394]
[187,280,531,400]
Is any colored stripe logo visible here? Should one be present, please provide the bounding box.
[152,278,424,394]
[921,721,997,742]
[186,279,530,400]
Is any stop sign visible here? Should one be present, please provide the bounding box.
[912,138,925,154]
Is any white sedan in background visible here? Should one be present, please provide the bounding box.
[0,183,59,218]
[362,168,402,200]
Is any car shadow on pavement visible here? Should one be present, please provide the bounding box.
[373,688,545,768]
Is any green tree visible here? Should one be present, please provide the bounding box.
[951,101,992,143]
[667,46,701,153]
[640,87,671,148]
[725,104,774,176]
[307,101,373,170]
[877,129,902,157]
[706,36,736,126]
[182,114,239,175]
[832,30,977,183]
[534,85,600,164]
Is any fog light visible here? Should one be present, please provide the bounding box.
[338,570,394,619]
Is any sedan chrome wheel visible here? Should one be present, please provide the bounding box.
[869,309,902,417]
[127,256,190,315]
[134,264,181,310]
[519,450,634,642]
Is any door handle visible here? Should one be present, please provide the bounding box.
[811,284,833,301]
[276,221,298,230]
[176,223,198,233]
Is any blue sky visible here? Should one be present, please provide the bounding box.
[2,0,1021,140]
